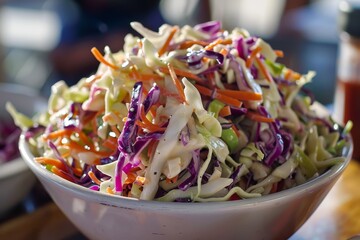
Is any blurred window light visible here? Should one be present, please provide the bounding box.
[0,6,61,51]
[210,0,286,38]
[160,0,200,26]
[159,0,285,38]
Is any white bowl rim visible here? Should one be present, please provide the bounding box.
[19,133,353,210]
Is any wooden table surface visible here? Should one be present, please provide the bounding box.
[1,160,360,240]
[292,159,360,240]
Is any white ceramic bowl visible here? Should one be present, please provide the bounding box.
[19,120,353,240]
[0,83,47,214]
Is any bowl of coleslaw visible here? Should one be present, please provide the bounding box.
[16,21,352,239]
[0,83,47,214]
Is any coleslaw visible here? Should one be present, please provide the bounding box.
[8,21,352,202]
[0,119,21,163]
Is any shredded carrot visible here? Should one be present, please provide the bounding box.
[35,157,67,171]
[74,130,94,149]
[137,39,143,49]
[158,85,185,103]
[134,176,147,186]
[274,50,284,58]
[136,120,166,133]
[73,167,83,177]
[43,128,72,140]
[214,92,242,108]
[166,175,178,183]
[51,166,74,182]
[284,69,292,80]
[246,46,262,68]
[179,40,208,49]
[158,66,203,83]
[91,47,119,70]
[147,140,158,158]
[102,112,123,125]
[284,69,301,81]
[61,151,71,159]
[102,136,118,151]
[219,48,228,57]
[124,172,137,184]
[167,63,187,104]
[158,26,178,56]
[136,105,166,132]
[231,125,241,138]
[292,72,301,80]
[129,67,163,81]
[88,171,102,185]
[216,89,263,101]
[194,84,242,108]
[246,111,275,123]
[106,186,114,194]
[205,38,232,51]
[255,57,273,82]
[62,141,87,152]
[219,105,232,117]
[44,128,93,149]
[194,84,212,95]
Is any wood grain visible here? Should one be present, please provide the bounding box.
[293,160,360,240]
[0,203,79,240]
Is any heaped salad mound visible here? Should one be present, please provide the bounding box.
[10,21,352,202]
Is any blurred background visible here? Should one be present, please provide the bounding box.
[0,0,339,104]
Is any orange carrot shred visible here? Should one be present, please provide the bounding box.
[147,140,158,158]
[129,67,163,82]
[274,50,284,58]
[255,57,274,82]
[91,47,119,70]
[205,38,232,51]
[136,120,166,133]
[35,157,67,171]
[219,48,228,57]
[231,125,241,138]
[134,176,147,186]
[158,26,178,56]
[43,128,72,140]
[51,166,74,182]
[219,105,232,117]
[106,187,115,194]
[179,40,208,49]
[88,171,102,185]
[102,136,118,151]
[137,39,143,49]
[167,63,187,104]
[166,175,179,183]
[125,172,137,184]
[73,167,83,177]
[136,105,166,132]
[195,84,242,108]
[246,46,262,68]
[216,89,263,101]
[158,66,203,83]
[246,111,275,123]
